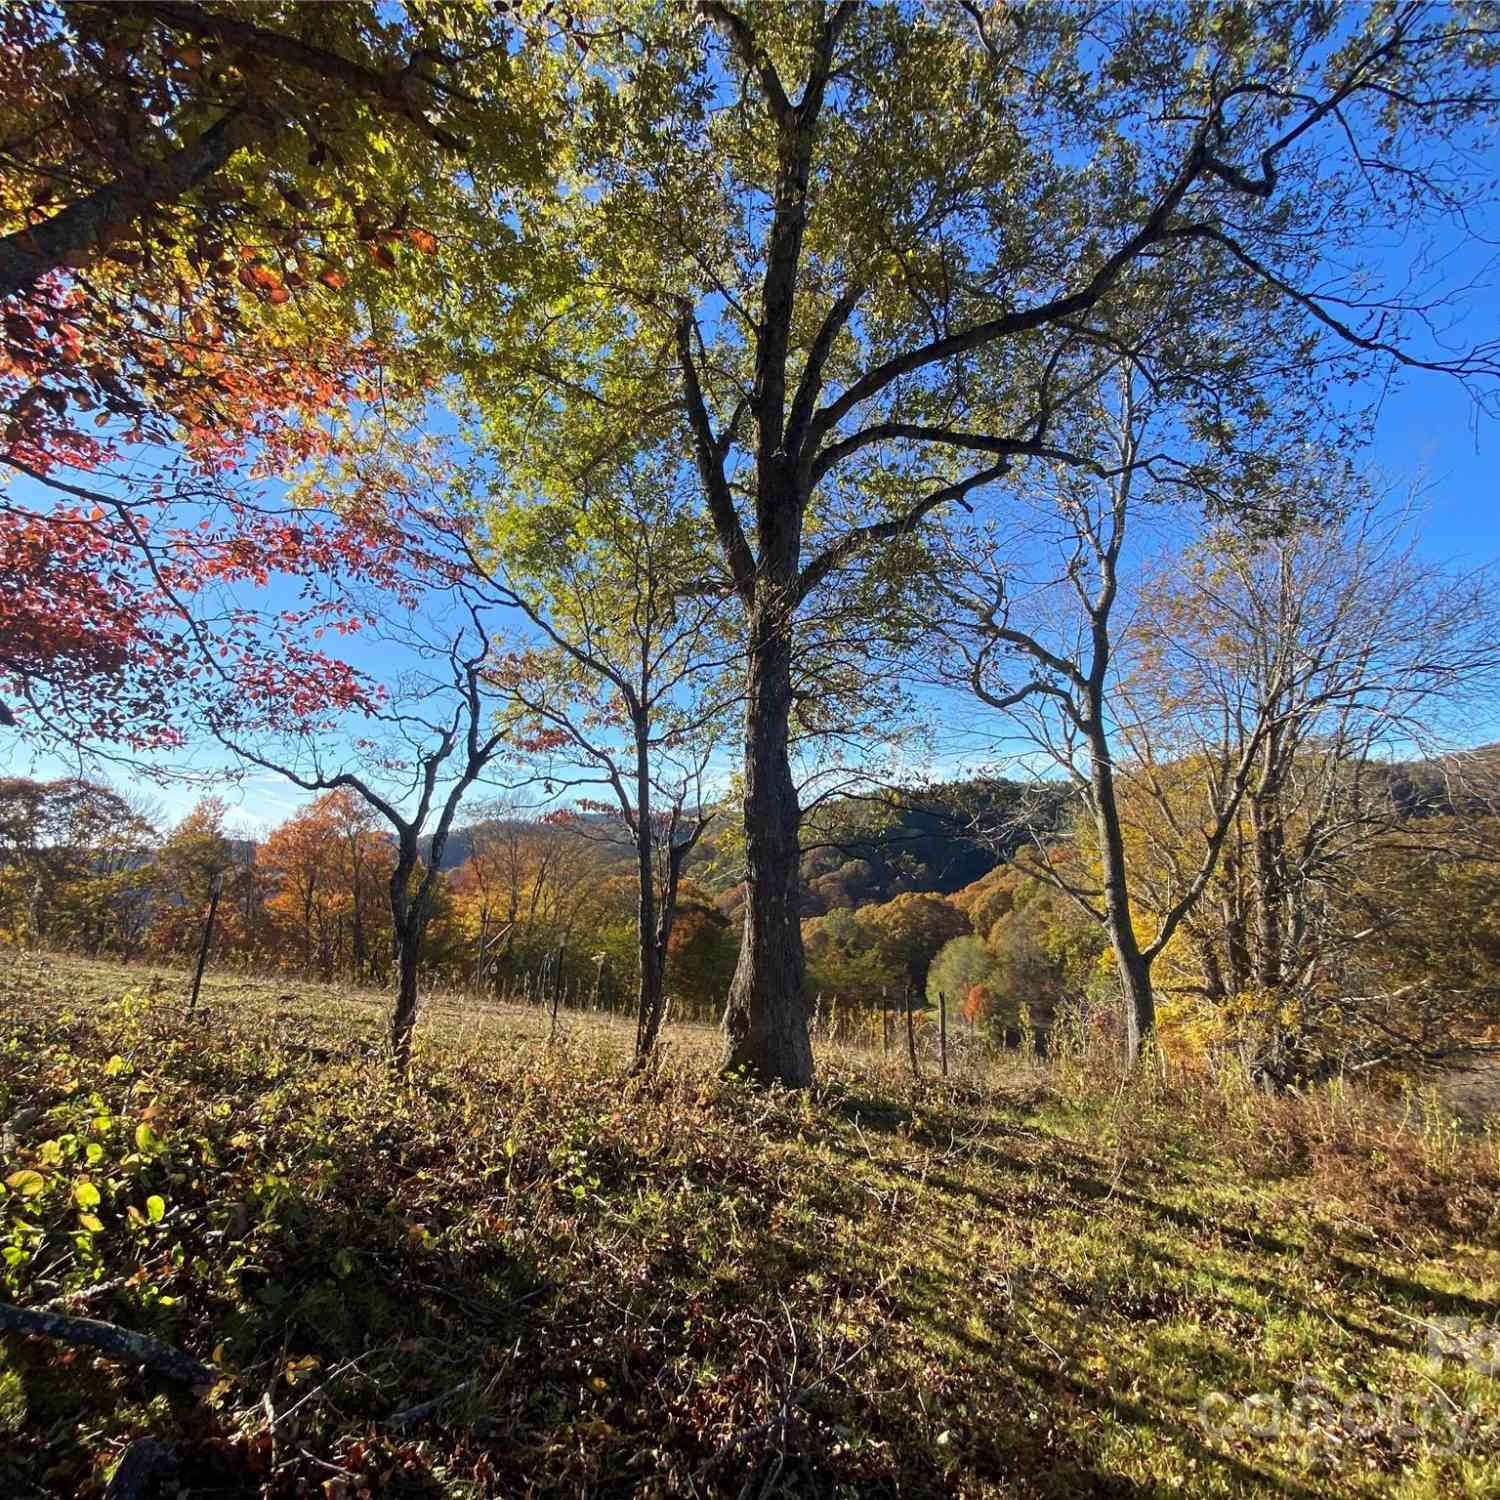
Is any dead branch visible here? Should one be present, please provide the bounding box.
[0,1300,214,1385]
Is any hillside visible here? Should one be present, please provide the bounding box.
[431,777,1069,901]
[3,955,1498,1498]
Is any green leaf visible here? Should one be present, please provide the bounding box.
[135,1122,158,1152]
[74,1180,101,1209]
[103,1054,128,1077]
[145,1194,166,1223]
[78,1212,105,1233]
[5,1169,45,1197]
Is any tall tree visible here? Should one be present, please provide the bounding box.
[469,0,1500,1083]
[1123,503,1500,1081]
[262,791,349,979]
[145,793,244,957]
[461,455,735,1067]
[326,785,388,983]
[925,375,1301,1065]
[224,637,514,1075]
[204,473,522,1072]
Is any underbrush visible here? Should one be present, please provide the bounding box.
[1041,1050,1500,1242]
[2,954,1498,1498]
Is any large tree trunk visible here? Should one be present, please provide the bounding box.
[391,926,421,1076]
[634,895,667,1067]
[1088,735,1156,1068]
[1114,938,1155,1069]
[720,604,814,1086]
[633,748,667,1068]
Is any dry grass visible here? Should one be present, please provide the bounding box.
[2,951,1498,1499]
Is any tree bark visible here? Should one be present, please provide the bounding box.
[1250,727,1287,992]
[0,113,247,299]
[388,831,429,1076]
[633,741,666,1067]
[1220,846,1251,995]
[1087,734,1156,1067]
[105,1438,176,1500]
[633,727,702,1068]
[391,924,421,1075]
[0,1301,213,1384]
[634,913,668,1065]
[720,601,813,1086]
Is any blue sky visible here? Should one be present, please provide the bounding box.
[1376,376,1499,569]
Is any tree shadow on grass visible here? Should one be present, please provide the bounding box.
[830,1103,1500,1322]
[814,1114,1495,1499]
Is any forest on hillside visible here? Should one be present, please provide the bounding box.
[0,774,1054,1020]
[7,742,1498,1083]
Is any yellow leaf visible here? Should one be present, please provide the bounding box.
[74,1180,101,1209]
[5,1170,45,1196]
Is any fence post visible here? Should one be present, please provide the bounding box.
[939,989,948,1078]
[905,983,920,1080]
[882,987,890,1056]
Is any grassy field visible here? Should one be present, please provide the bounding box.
[2,952,1498,1498]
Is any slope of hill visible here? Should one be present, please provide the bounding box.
[3,954,1497,1498]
